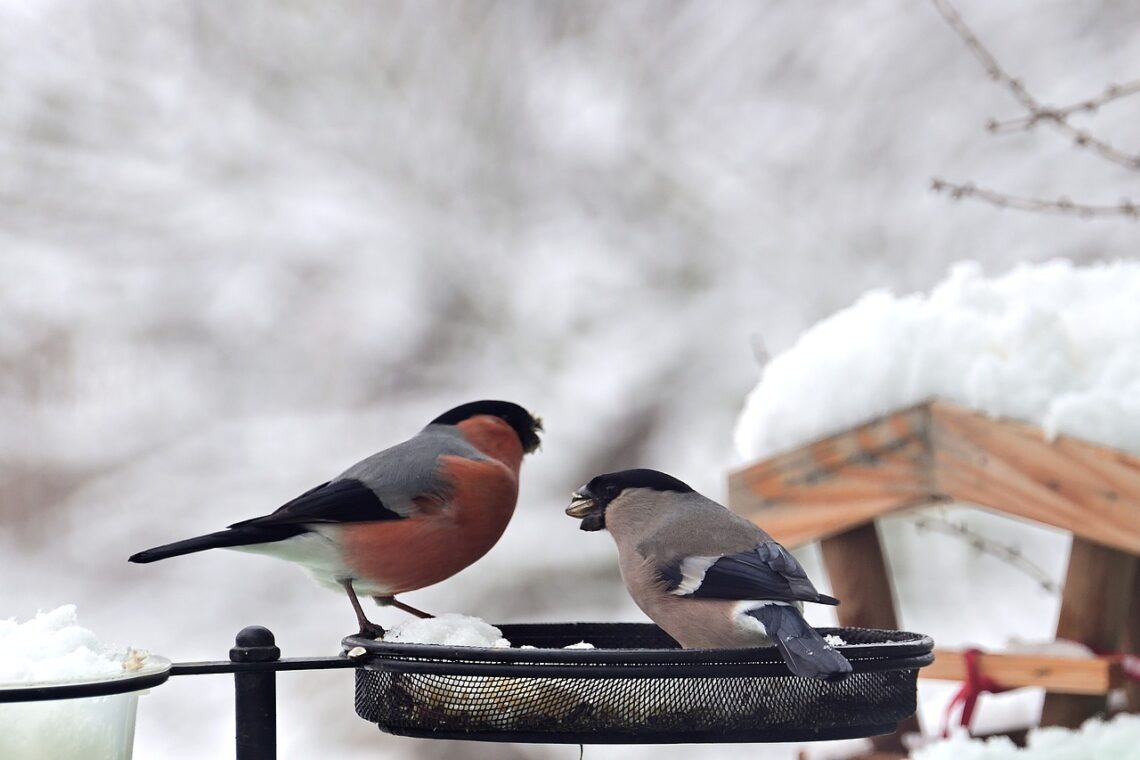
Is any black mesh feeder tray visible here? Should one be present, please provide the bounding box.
[345,623,933,744]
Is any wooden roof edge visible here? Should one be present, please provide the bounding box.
[731,397,1140,479]
[727,399,938,485]
[733,496,938,548]
[729,397,1140,552]
[928,399,1140,469]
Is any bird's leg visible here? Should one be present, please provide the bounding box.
[374,595,434,619]
[343,580,386,639]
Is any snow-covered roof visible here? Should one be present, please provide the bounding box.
[735,260,1140,462]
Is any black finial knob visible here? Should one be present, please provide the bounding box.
[230,626,281,662]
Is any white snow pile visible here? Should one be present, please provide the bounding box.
[912,714,1140,760]
[735,260,1140,461]
[381,614,511,648]
[381,615,599,650]
[0,605,140,684]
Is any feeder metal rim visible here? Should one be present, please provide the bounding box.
[376,722,902,744]
[342,623,934,673]
[0,656,173,704]
[356,656,932,679]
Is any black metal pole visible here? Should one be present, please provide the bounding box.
[230,626,280,760]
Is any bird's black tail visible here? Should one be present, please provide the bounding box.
[128,526,296,563]
[746,604,853,681]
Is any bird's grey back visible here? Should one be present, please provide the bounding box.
[629,490,768,562]
[335,424,486,515]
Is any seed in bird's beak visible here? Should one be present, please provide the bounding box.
[565,492,595,518]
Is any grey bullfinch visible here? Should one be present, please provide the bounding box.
[130,400,542,637]
[566,468,852,681]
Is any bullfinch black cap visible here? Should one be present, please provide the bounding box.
[569,469,695,532]
[431,400,543,453]
[583,468,695,501]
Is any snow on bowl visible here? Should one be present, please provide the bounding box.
[0,606,171,760]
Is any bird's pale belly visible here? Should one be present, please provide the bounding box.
[232,531,363,593]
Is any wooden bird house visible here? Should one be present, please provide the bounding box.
[728,399,1140,750]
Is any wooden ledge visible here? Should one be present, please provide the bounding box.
[922,648,1125,695]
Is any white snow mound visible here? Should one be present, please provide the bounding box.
[0,605,136,684]
[912,714,1140,760]
[735,260,1140,461]
[381,614,511,648]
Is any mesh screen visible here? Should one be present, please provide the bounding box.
[350,625,929,743]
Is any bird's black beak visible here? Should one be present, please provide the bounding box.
[565,488,605,531]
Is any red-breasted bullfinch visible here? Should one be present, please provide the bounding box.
[130,400,542,637]
[566,468,852,680]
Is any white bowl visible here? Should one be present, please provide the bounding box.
[0,655,171,760]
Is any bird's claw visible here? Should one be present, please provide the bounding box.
[356,621,386,640]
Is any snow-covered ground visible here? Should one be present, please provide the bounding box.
[914,715,1140,760]
[3,1,1139,758]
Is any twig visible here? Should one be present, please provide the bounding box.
[931,0,1038,111]
[987,80,1140,133]
[931,0,1140,170]
[930,177,1140,218]
[749,335,771,371]
[913,515,1060,593]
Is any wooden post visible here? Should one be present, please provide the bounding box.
[821,523,919,753]
[821,523,900,630]
[1121,561,1140,713]
[1040,538,1139,727]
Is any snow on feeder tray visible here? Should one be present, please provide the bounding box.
[345,622,933,744]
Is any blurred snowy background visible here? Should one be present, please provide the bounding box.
[2,1,1138,757]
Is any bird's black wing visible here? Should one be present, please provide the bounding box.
[129,479,405,564]
[228,478,405,529]
[658,542,838,605]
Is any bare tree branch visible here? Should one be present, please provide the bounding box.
[987,80,1140,134]
[932,0,1140,170]
[913,514,1060,594]
[931,177,1140,219]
